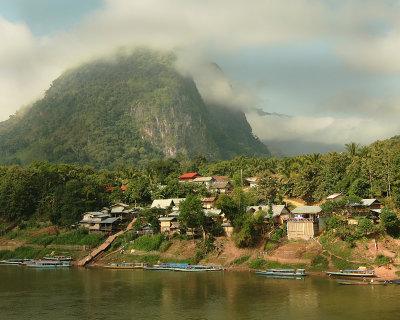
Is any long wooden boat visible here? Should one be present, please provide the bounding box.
[104,262,147,269]
[25,260,71,268]
[173,265,224,272]
[43,255,73,261]
[256,269,307,278]
[144,263,191,271]
[325,269,375,278]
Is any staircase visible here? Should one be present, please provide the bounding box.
[77,217,136,267]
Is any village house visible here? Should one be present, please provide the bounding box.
[213,176,230,182]
[79,212,119,233]
[349,199,383,223]
[221,222,234,237]
[286,206,322,240]
[326,193,345,201]
[246,205,291,225]
[159,217,180,235]
[200,197,217,210]
[244,177,258,188]
[110,203,132,220]
[179,173,202,183]
[151,199,175,210]
[192,176,216,188]
[211,181,234,194]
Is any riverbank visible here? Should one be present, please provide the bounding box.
[2,225,400,279]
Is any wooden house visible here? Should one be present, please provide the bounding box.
[159,217,181,235]
[151,199,175,210]
[221,222,234,237]
[244,177,258,188]
[192,176,216,188]
[80,212,119,233]
[200,197,217,210]
[287,206,322,240]
[179,173,202,183]
[326,193,344,201]
[246,205,290,224]
[211,181,234,194]
[110,203,131,220]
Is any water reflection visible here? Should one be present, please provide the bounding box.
[1,266,400,320]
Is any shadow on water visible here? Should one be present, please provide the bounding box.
[1,266,399,320]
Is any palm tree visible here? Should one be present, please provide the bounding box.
[344,142,360,158]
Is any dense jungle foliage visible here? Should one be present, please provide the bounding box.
[1,136,399,233]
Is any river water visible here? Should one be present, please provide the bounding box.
[0,266,399,320]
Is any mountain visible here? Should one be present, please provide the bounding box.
[0,49,270,168]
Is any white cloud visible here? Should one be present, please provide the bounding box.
[0,0,400,135]
[246,112,399,146]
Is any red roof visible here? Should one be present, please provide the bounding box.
[179,173,202,179]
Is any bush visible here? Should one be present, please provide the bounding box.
[374,255,391,266]
[248,258,267,269]
[325,216,346,231]
[233,255,250,265]
[311,255,329,271]
[270,228,285,242]
[358,219,375,235]
[380,209,400,237]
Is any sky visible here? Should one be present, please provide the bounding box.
[1,0,400,155]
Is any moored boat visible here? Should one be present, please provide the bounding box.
[104,262,147,269]
[325,269,375,278]
[256,269,307,278]
[25,260,71,268]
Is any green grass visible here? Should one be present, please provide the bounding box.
[319,231,352,259]
[310,255,329,271]
[248,258,268,269]
[331,255,365,270]
[123,254,161,265]
[30,229,106,247]
[302,252,315,260]
[233,255,250,265]
[395,271,400,277]
[127,234,167,252]
[0,246,53,260]
[264,241,278,252]
[322,251,330,257]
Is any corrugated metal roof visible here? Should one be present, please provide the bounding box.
[151,199,174,209]
[212,181,231,188]
[193,177,214,182]
[291,206,322,214]
[98,217,119,224]
[159,217,176,221]
[360,199,379,206]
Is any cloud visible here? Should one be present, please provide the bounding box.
[0,0,400,139]
[246,112,399,146]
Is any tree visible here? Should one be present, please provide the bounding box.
[358,218,375,235]
[179,194,207,240]
[380,209,400,237]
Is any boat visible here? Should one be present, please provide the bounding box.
[43,255,73,261]
[172,264,224,272]
[255,269,307,278]
[325,269,375,278]
[104,262,147,269]
[25,260,71,268]
[144,263,191,271]
[0,259,35,265]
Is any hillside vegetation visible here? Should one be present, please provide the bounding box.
[0,49,269,168]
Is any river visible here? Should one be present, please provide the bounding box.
[0,266,398,320]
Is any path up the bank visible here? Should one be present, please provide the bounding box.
[77,218,136,267]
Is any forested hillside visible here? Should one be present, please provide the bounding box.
[1,135,400,227]
[0,49,269,169]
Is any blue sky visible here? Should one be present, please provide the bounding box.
[0,0,400,155]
